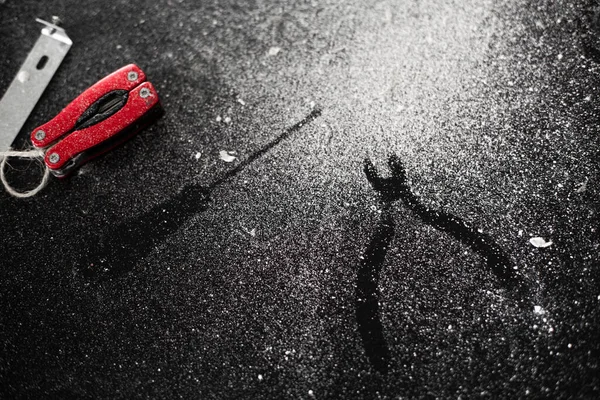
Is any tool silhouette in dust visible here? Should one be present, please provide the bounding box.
[80,108,321,279]
[357,154,525,374]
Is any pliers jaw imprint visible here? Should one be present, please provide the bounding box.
[364,155,410,203]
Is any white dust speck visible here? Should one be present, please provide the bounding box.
[308,389,314,396]
[216,115,222,122]
[533,305,545,315]
[597,294,600,301]
[557,53,563,60]
[575,179,587,193]
[237,98,246,106]
[529,237,552,248]
[116,44,122,50]
[568,343,572,348]
[447,325,453,331]
[240,223,256,237]
[258,374,263,381]
[518,229,523,237]
[224,116,232,124]
[219,150,237,162]
[268,46,281,56]
[16,70,30,83]
[194,152,202,160]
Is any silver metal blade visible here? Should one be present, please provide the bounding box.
[0,19,72,152]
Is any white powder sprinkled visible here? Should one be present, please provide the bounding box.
[219,150,237,163]
[529,237,552,248]
[268,46,281,56]
[533,305,545,315]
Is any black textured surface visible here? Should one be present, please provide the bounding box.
[1,0,599,398]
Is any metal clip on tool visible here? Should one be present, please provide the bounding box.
[30,64,163,177]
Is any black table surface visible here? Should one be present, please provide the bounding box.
[1,0,599,398]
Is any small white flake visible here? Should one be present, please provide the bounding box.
[219,150,237,163]
[533,305,545,315]
[258,374,263,381]
[529,237,552,248]
[194,152,202,160]
[557,53,563,60]
[237,98,246,106]
[308,390,314,396]
[216,115,222,122]
[268,46,281,56]
[16,71,29,83]
[240,223,256,237]
[224,116,232,124]
[576,180,587,193]
[518,230,523,237]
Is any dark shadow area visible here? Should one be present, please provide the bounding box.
[365,154,519,285]
[355,203,394,375]
[79,108,321,280]
[79,185,211,279]
[578,1,600,63]
[357,154,528,375]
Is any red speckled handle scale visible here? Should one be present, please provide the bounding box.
[31,64,146,148]
[45,81,159,171]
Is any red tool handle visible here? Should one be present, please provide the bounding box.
[31,64,146,148]
[44,81,160,171]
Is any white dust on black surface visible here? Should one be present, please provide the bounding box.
[0,0,599,398]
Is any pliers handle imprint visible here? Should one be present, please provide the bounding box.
[31,64,163,177]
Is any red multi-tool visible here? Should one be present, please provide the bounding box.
[30,64,163,177]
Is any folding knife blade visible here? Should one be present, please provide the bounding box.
[0,19,72,152]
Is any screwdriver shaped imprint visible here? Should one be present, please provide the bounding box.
[30,64,163,177]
